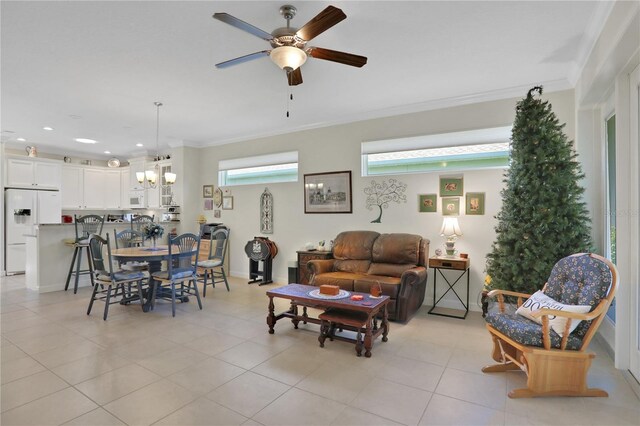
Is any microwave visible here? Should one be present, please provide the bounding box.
[129,190,145,208]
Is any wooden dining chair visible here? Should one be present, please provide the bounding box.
[482,253,618,398]
[131,214,155,233]
[151,233,202,316]
[195,227,230,295]
[114,229,148,271]
[87,233,149,320]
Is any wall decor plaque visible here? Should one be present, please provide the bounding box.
[213,187,223,208]
[260,188,273,234]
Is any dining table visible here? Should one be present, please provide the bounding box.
[111,245,190,312]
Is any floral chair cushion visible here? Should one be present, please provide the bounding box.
[543,254,613,340]
[485,311,583,350]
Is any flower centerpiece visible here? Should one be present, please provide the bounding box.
[143,223,164,248]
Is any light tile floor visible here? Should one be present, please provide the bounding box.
[1,274,638,425]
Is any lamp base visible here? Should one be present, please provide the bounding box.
[445,240,457,257]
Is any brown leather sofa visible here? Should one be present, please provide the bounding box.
[307,231,430,322]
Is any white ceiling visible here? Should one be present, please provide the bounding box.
[1,1,611,161]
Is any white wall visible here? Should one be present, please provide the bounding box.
[190,90,576,312]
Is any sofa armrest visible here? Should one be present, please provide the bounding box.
[307,259,336,284]
[399,266,427,296]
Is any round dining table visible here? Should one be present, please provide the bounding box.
[111,245,187,312]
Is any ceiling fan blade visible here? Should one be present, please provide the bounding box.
[287,68,303,86]
[213,13,274,41]
[215,50,270,69]
[308,47,367,68]
[295,6,346,42]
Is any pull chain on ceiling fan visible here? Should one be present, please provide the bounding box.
[212,4,367,87]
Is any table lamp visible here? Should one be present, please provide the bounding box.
[440,217,462,257]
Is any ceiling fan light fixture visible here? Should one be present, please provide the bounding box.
[270,46,307,71]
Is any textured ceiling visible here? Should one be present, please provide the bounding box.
[0,1,610,160]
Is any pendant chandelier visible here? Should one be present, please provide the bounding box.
[137,102,176,188]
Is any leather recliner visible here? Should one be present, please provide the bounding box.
[307,230,430,322]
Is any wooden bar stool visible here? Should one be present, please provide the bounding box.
[318,308,370,357]
[64,215,104,294]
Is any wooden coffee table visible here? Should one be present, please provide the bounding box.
[266,283,390,357]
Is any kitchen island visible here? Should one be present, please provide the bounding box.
[25,222,175,293]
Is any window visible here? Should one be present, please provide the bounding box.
[362,126,511,176]
[218,151,298,186]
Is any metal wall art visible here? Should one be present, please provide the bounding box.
[260,188,273,234]
[364,178,407,223]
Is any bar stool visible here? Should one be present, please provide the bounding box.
[65,214,105,294]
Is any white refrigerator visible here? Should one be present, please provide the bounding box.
[5,189,61,274]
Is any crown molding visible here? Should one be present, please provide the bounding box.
[199,79,573,148]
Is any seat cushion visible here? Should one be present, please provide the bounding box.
[372,233,422,264]
[332,231,379,260]
[122,261,148,271]
[97,270,148,282]
[367,263,416,278]
[195,259,222,268]
[152,268,194,281]
[313,272,365,291]
[353,275,401,298]
[485,311,583,350]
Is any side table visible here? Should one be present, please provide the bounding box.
[428,256,470,319]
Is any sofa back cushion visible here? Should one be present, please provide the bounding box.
[333,231,380,260]
[367,263,416,278]
[335,259,371,274]
[372,233,422,264]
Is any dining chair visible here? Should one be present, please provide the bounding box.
[65,214,105,294]
[151,233,202,317]
[87,233,149,320]
[114,229,148,271]
[195,227,230,295]
[131,214,155,233]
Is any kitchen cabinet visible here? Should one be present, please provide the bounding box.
[159,161,173,207]
[104,170,122,209]
[120,168,130,209]
[83,168,105,209]
[61,166,84,209]
[6,158,61,190]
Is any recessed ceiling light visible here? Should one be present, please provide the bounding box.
[43,126,54,131]
[136,143,144,147]
[75,138,98,144]
[104,150,111,154]
[16,138,26,142]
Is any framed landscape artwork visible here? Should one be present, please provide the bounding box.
[203,185,213,198]
[418,194,437,212]
[439,177,463,196]
[441,197,460,216]
[304,171,352,214]
[466,192,485,215]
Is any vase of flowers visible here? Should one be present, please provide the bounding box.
[143,223,164,250]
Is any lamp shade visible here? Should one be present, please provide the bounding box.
[270,46,307,71]
[440,217,462,237]
[136,171,145,184]
[164,172,176,184]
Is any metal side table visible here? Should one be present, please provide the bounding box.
[428,256,470,319]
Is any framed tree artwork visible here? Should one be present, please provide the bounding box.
[466,192,485,215]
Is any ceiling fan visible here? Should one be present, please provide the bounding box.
[213,4,367,86]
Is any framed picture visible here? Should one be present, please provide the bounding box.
[442,197,460,216]
[204,199,213,210]
[466,192,485,215]
[213,187,223,208]
[222,196,234,210]
[418,194,437,213]
[439,177,463,196]
[304,171,352,214]
[203,185,214,198]
[214,210,221,218]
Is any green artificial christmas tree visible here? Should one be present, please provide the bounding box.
[485,86,592,294]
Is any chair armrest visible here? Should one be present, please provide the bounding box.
[307,259,336,283]
[487,289,534,313]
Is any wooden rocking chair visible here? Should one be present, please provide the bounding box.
[482,253,618,398]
